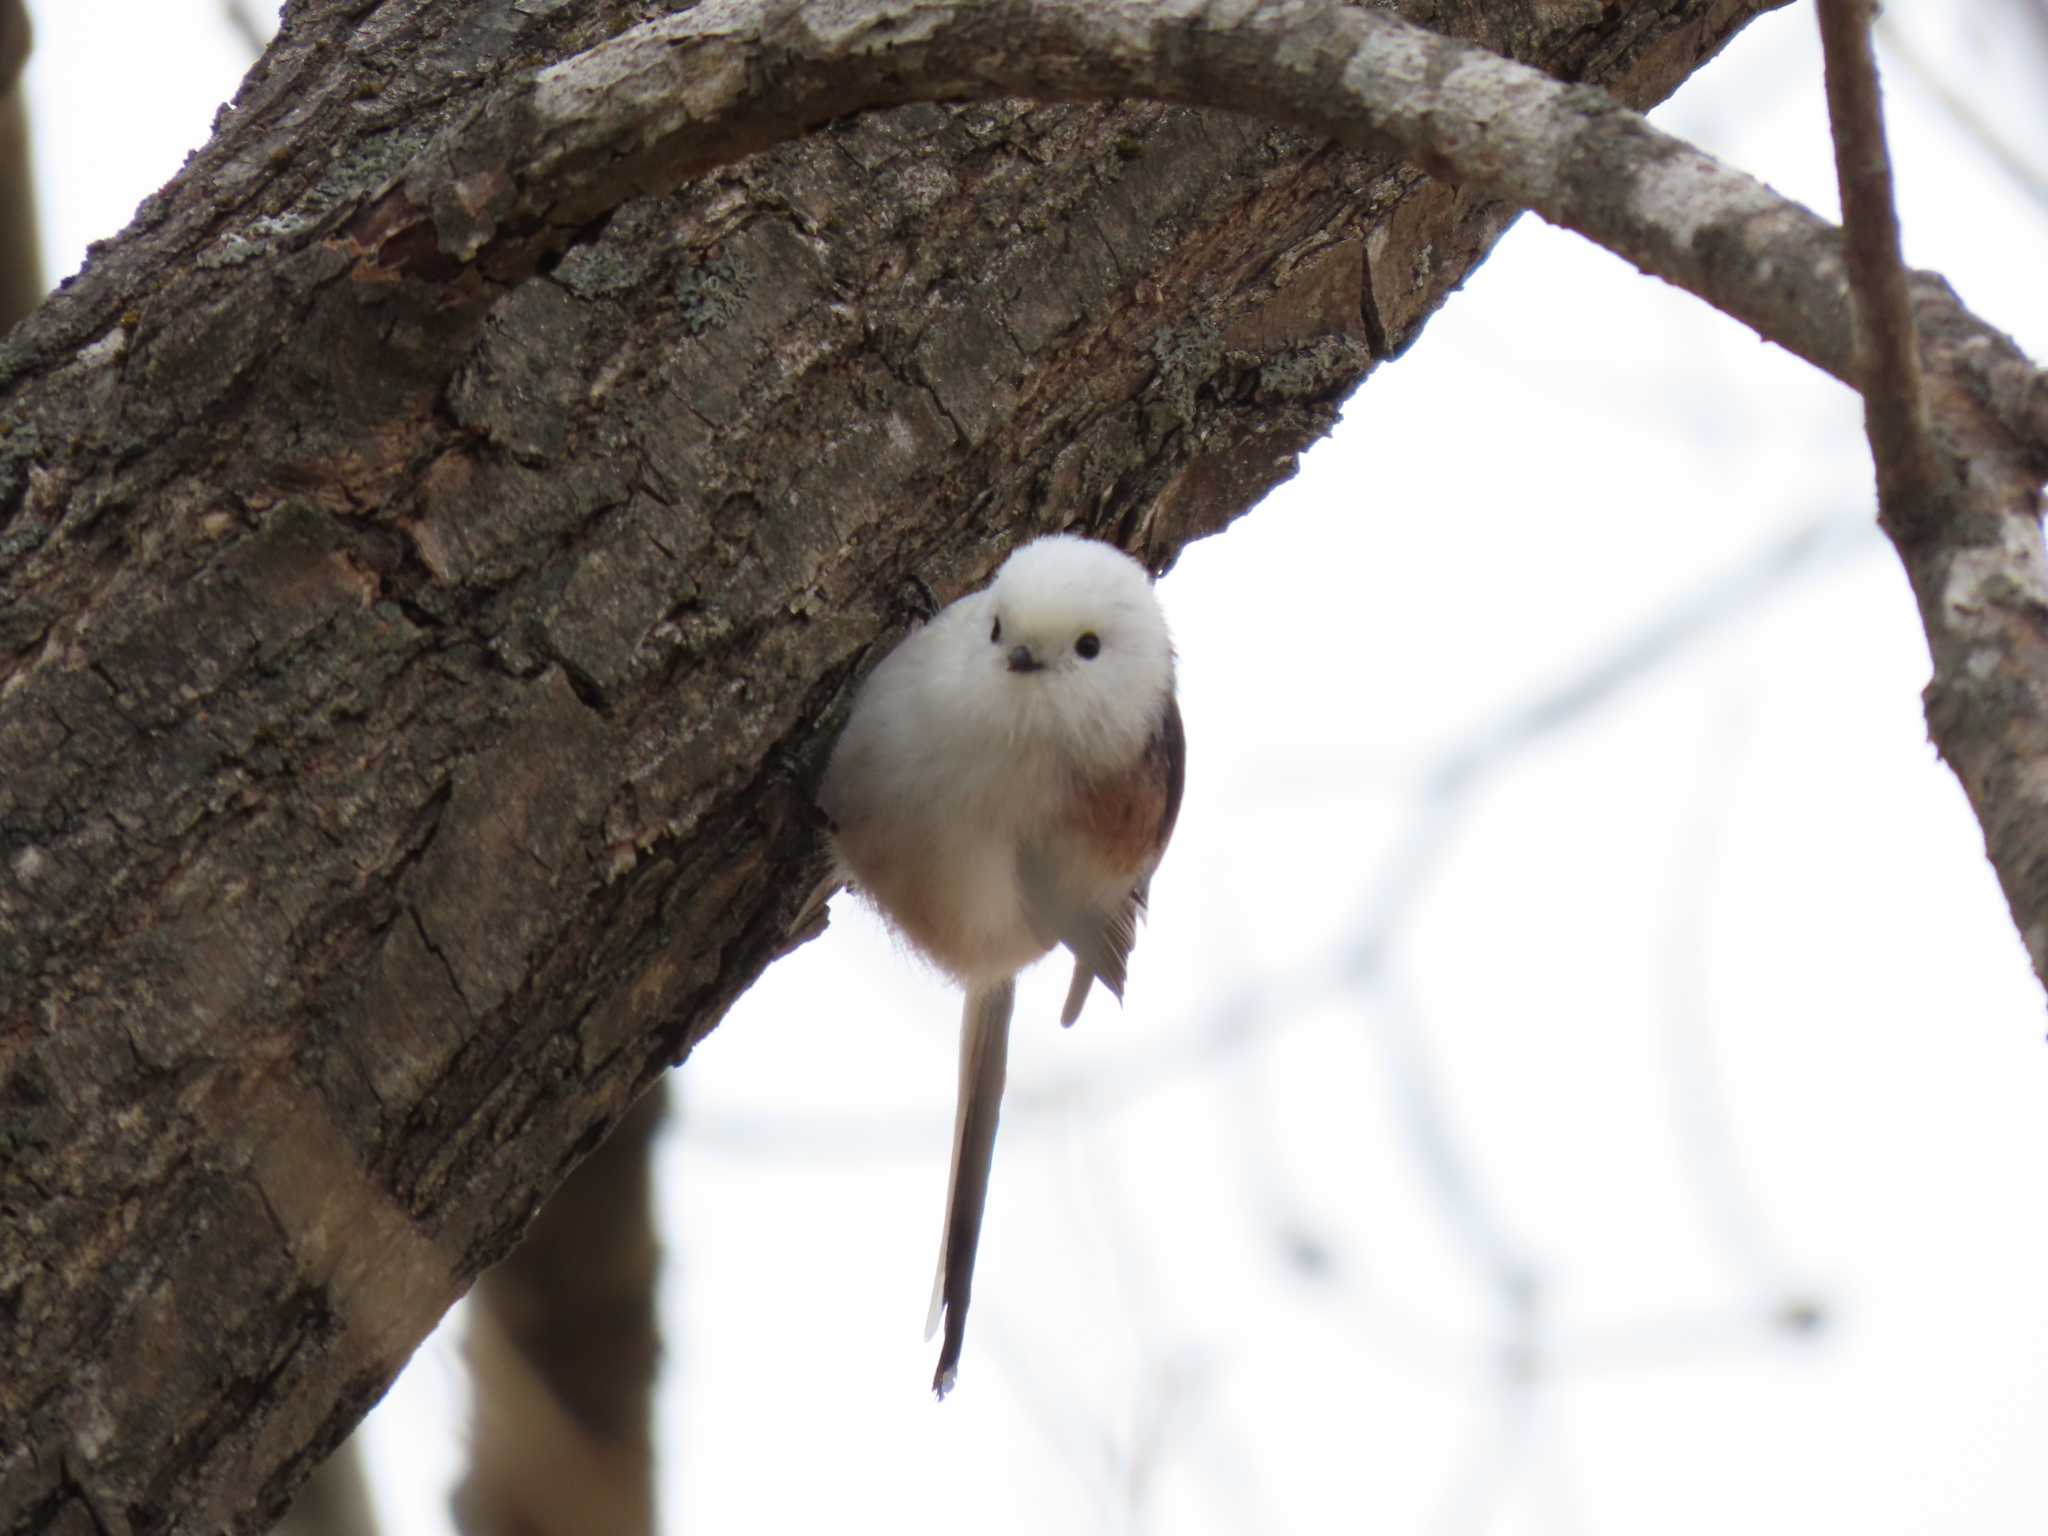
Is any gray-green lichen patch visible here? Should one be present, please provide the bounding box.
[671,248,749,336]
[1142,322,1226,447]
[1252,336,1374,403]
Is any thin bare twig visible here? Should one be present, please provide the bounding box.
[374,0,2045,472]
[1817,0,1943,539]
[2022,0,2048,56]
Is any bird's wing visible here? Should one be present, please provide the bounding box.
[1015,841,1133,1019]
[1153,693,1188,857]
[927,976,1015,1399]
[1055,893,1142,1025]
[1031,695,1187,1028]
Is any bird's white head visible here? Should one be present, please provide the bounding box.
[979,534,1174,771]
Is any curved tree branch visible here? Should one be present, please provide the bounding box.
[351,0,2047,466]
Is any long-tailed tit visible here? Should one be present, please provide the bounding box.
[819,534,1186,1398]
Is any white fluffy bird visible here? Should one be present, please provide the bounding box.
[819,534,1186,1396]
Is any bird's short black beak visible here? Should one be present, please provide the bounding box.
[1007,645,1044,674]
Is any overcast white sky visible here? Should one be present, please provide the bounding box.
[20,3,2048,1533]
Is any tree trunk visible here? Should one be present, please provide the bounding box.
[0,3,1784,1531]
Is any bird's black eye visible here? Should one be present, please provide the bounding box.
[991,617,1002,644]
[1075,632,1101,659]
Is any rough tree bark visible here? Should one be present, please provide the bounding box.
[0,1,1830,1530]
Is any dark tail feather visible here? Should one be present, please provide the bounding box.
[927,976,1015,1399]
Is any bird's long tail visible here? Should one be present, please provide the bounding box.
[926,975,1015,1399]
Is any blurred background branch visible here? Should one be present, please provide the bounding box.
[276,1449,382,1536]
[454,1087,666,1536]
[222,0,271,57]
[0,0,40,331]
[1876,14,2048,214]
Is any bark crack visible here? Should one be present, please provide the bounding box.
[409,904,479,1017]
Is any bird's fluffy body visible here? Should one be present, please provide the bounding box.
[821,535,1176,985]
